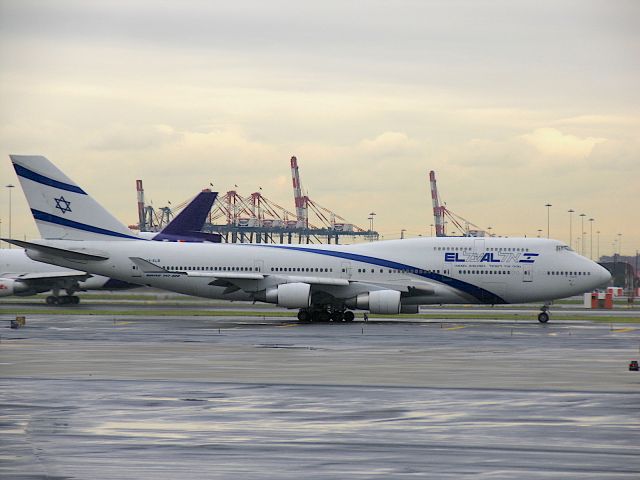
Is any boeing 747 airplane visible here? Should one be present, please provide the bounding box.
[4,155,610,322]
[0,186,218,304]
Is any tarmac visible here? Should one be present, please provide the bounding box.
[1,310,639,479]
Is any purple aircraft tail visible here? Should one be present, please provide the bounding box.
[152,190,221,243]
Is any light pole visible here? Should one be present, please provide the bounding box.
[6,184,15,249]
[596,230,600,260]
[545,203,552,239]
[617,233,622,256]
[487,226,493,237]
[401,229,406,240]
[568,209,574,248]
[430,224,434,237]
[589,218,594,259]
[537,229,542,238]
[579,213,586,255]
[368,212,376,241]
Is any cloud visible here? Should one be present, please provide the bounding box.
[87,124,182,151]
[551,114,639,127]
[356,131,420,158]
[519,127,605,158]
[444,137,534,169]
[588,138,640,171]
[445,127,611,173]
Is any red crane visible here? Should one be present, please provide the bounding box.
[429,170,487,237]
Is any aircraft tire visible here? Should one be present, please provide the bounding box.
[331,311,344,322]
[343,311,355,322]
[538,312,549,323]
[297,310,311,322]
[71,296,80,304]
[48,296,60,305]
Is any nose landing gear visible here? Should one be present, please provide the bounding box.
[538,304,550,323]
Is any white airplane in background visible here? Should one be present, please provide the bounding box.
[0,187,219,304]
[4,155,610,322]
[0,250,132,304]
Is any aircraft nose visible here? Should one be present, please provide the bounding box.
[594,263,611,286]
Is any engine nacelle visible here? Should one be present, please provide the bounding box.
[0,278,29,297]
[265,282,311,309]
[347,290,401,314]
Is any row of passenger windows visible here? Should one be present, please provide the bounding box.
[354,268,442,274]
[434,247,530,252]
[166,266,257,272]
[458,270,511,275]
[160,265,527,277]
[161,265,453,276]
[547,271,592,276]
[271,267,333,273]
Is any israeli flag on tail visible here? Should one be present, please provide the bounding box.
[10,155,139,241]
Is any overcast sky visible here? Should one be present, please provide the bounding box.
[1,0,638,256]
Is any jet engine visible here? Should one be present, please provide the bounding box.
[0,278,29,297]
[265,282,311,308]
[346,290,401,314]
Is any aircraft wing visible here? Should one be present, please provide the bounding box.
[129,257,347,285]
[188,271,349,286]
[127,257,434,299]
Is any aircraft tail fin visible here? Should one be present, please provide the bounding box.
[9,155,138,241]
[157,190,217,236]
[10,155,138,240]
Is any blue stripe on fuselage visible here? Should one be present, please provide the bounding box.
[13,163,87,194]
[253,244,507,304]
[31,209,141,240]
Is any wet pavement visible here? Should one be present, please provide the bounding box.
[1,314,639,479]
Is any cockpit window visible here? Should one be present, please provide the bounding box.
[556,245,572,252]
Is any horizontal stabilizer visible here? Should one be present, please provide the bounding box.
[16,271,90,281]
[1,238,109,261]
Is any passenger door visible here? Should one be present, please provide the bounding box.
[341,262,352,280]
[522,266,533,283]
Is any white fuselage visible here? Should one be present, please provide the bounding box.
[24,236,610,306]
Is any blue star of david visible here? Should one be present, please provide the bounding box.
[54,196,72,215]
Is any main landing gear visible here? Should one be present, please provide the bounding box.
[297,308,355,323]
[538,304,550,323]
[46,295,80,305]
